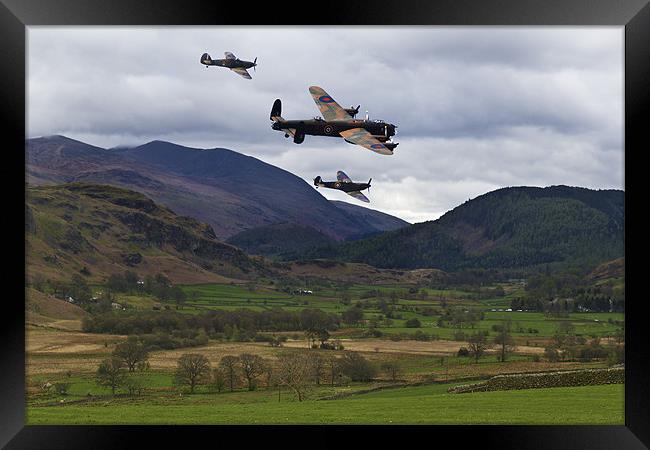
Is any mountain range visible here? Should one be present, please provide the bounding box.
[26,136,624,274]
[305,185,624,272]
[26,135,409,241]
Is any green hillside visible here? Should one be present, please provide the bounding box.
[308,186,624,271]
[26,183,267,284]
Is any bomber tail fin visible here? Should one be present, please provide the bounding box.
[270,99,283,121]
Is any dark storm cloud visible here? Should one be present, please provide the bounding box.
[28,27,623,223]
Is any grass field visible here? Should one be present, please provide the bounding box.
[27,383,624,425]
[27,277,624,425]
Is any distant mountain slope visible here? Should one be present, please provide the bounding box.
[26,183,268,283]
[330,200,410,235]
[26,136,407,240]
[226,222,337,259]
[309,186,624,271]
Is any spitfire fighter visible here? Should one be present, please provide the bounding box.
[270,86,398,155]
[314,171,372,203]
[200,52,257,79]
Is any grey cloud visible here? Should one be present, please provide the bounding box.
[27,26,623,223]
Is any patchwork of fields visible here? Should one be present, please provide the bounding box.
[26,280,624,425]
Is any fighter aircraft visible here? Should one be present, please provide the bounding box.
[314,171,372,203]
[270,86,398,155]
[200,52,257,79]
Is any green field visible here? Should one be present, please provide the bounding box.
[27,383,624,425]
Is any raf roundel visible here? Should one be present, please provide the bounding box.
[371,144,385,149]
[319,95,335,103]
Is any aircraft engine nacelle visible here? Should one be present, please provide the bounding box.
[293,130,305,144]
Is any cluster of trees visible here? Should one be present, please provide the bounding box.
[106,271,187,307]
[95,337,152,395]
[94,348,381,401]
[544,324,624,364]
[436,307,484,329]
[515,273,624,313]
[82,308,340,347]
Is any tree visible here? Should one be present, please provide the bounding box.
[174,353,211,393]
[493,320,516,362]
[405,318,421,328]
[112,336,149,372]
[467,331,489,363]
[211,368,226,393]
[341,306,364,326]
[96,358,127,396]
[276,353,312,402]
[544,346,560,362]
[307,353,325,385]
[380,362,401,381]
[239,353,266,391]
[125,377,145,396]
[219,356,240,392]
[171,286,187,309]
[326,356,341,386]
[339,352,376,381]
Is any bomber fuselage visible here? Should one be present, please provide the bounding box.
[272,118,396,141]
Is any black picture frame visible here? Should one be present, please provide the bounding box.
[2,0,647,448]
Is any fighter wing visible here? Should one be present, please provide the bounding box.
[347,191,370,203]
[231,67,252,79]
[336,171,353,183]
[225,52,237,59]
[339,128,394,155]
[309,86,351,121]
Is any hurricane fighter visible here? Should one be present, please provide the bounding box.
[200,52,257,79]
[271,86,398,155]
[314,171,372,203]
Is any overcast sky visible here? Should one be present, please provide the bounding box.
[27,27,624,223]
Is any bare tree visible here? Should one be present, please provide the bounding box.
[468,331,490,363]
[112,336,149,372]
[174,353,211,393]
[277,353,312,402]
[326,356,341,386]
[239,353,266,391]
[96,358,127,396]
[263,363,274,389]
[211,368,226,393]
[219,355,240,392]
[380,362,402,381]
[308,353,325,386]
[494,321,516,362]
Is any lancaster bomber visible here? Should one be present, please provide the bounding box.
[200,52,257,79]
[270,86,398,155]
[314,171,372,203]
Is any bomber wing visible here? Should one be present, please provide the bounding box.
[339,128,394,155]
[347,191,370,203]
[336,171,353,183]
[231,67,252,79]
[308,86,352,121]
[225,51,237,59]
